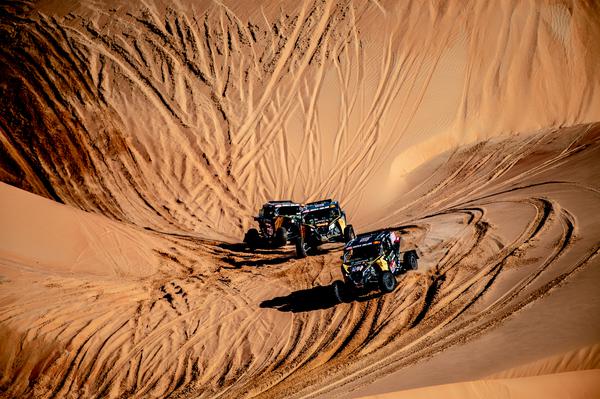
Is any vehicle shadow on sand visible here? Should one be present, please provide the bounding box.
[260,285,338,312]
[222,254,296,268]
[217,242,290,255]
[260,285,384,312]
[219,242,342,256]
[218,242,341,269]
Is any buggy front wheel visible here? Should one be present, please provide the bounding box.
[343,225,355,242]
[244,228,260,250]
[333,280,353,303]
[295,236,309,258]
[379,271,397,293]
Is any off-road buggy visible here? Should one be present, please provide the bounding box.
[244,201,303,249]
[333,229,418,302]
[295,199,355,258]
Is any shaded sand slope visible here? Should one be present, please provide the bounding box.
[1,0,600,398]
[357,369,600,399]
[1,123,599,398]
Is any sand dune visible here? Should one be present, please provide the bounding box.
[1,0,599,398]
[0,183,163,277]
[357,369,600,399]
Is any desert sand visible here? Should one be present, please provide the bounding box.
[1,0,599,398]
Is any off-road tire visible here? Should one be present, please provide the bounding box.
[244,228,260,250]
[274,227,288,247]
[379,271,397,293]
[403,251,418,270]
[333,280,353,303]
[344,225,355,242]
[295,236,309,258]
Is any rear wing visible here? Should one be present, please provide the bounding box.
[302,199,339,213]
[346,229,401,249]
[267,200,296,205]
[306,198,332,205]
[255,201,303,220]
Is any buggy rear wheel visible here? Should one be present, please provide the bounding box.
[403,251,418,270]
[343,225,355,242]
[274,227,288,247]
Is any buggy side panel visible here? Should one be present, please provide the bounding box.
[375,257,390,272]
[338,217,346,233]
[274,216,284,231]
